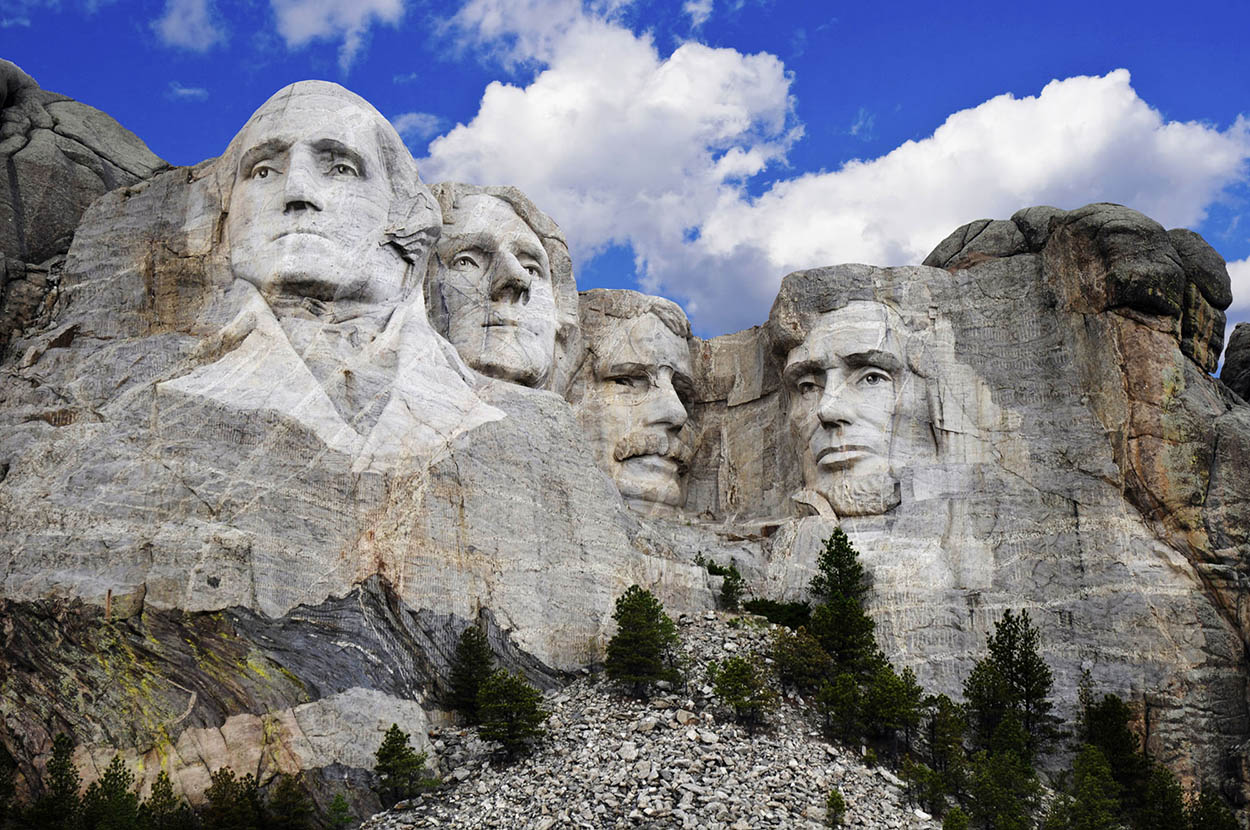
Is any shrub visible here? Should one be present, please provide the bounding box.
[707,655,777,733]
[742,598,811,629]
[449,625,495,724]
[770,625,832,695]
[373,724,433,807]
[825,788,846,827]
[477,670,550,760]
[605,585,680,698]
[941,806,969,830]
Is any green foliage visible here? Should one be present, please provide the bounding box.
[1075,690,1147,823]
[200,768,264,830]
[717,563,744,611]
[137,771,196,830]
[825,788,846,827]
[265,775,314,830]
[770,625,832,695]
[963,610,1055,762]
[325,793,353,830]
[448,625,495,724]
[80,755,140,830]
[1065,745,1121,830]
[861,662,924,760]
[1184,787,1238,830]
[477,670,550,760]
[807,532,878,678]
[809,529,869,606]
[604,585,680,698]
[373,724,432,807]
[967,714,1040,830]
[741,599,811,629]
[817,673,861,743]
[25,734,82,829]
[707,655,777,734]
[1135,763,1185,830]
[921,694,969,806]
[941,806,969,830]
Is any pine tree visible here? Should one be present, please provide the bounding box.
[809,529,869,606]
[1184,787,1238,830]
[941,806,969,830]
[80,755,140,830]
[138,771,196,830]
[807,532,878,678]
[1076,691,1147,821]
[200,768,263,830]
[448,625,495,724]
[1065,745,1121,830]
[770,625,832,695]
[923,694,969,804]
[476,670,550,760]
[25,733,81,829]
[718,563,744,611]
[825,788,846,827]
[707,655,777,734]
[325,793,354,830]
[967,713,1040,830]
[817,673,861,742]
[964,609,1054,761]
[373,724,430,807]
[265,775,313,830]
[604,585,680,698]
[861,662,924,760]
[1135,763,1185,830]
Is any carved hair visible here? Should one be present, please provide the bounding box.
[576,288,692,341]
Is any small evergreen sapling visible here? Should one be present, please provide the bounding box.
[824,788,846,827]
[604,585,680,698]
[373,724,432,807]
[707,655,777,734]
[80,755,140,830]
[449,625,495,724]
[325,793,354,830]
[476,670,550,760]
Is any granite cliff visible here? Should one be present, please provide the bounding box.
[0,68,1246,815]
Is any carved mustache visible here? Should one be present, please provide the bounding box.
[613,431,694,473]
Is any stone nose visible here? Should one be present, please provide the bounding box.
[643,372,688,430]
[283,156,324,214]
[490,254,532,304]
[816,379,855,427]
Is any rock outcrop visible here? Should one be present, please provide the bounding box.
[0,74,1247,816]
[1223,322,1250,401]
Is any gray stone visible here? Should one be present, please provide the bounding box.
[1221,322,1250,401]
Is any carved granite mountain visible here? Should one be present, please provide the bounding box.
[1223,322,1250,401]
[0,76,1247,815]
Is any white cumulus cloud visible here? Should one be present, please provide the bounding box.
[424,2,1250,335]
[165,81,209,101]
[683,0,712,28]
[391,111,444,144]
[153,0,224,51]
[271,0,404,71]
[1226,257,1250,361]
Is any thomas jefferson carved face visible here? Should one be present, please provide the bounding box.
[578,312,695,512]
[224,85,404,307]
[784,301,915,516]
[432,195,557,387]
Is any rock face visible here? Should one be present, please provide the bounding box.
[1223,322,1250,401]
[0,75,1248,814]
[0,60,165,355]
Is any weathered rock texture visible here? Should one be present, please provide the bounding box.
[0,60,164,355]
[1223,322,1250,401]
[0,72,1247,817]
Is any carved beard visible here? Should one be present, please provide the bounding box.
[821,469,901,517]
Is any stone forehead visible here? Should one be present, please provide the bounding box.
[579,288,691,340]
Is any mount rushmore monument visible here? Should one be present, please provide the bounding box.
[1,67,1249,806]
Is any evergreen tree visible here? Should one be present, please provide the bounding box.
[923,694,969,804]
[941,807,969,830]
[1135,763,1185,830]
[476,670,550,760]
[200,768,263,830]
[373,724,431,807]
[861,662,924,760]
[824,788,846,827]
[817,673,861,743]
[80,756,139,830]
[0,749,15,829]
[718,563,744,611]
[967,713,1040,830]
[770,625,832,695]
[25,733,81,830]
[807,532,878,678]
[1184,787,1238,830]
[137,771,196,830]
[264,775,313,830]
[964,610,1054,761]
[707,655,777,734]
[324,793,353,830]
[1065,745,1121,830]
[448,625,495,724]
[604,585,680,698]
[1075,691,1148,822]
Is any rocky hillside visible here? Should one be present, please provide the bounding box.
[362,612,937,830]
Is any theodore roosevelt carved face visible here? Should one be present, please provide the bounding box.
[782,300,924,517]
[573,291,696,514]
[223,82,433,310]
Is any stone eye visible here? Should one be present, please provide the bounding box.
[861,370,890,386]
[251,164,276,180]
[451,252,480,270]
[331,162,358,177]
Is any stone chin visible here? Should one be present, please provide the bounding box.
[467,325,553,386]
[612,455,687,513]
[809,466,901,517]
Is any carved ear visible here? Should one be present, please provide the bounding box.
[384,187,442,265]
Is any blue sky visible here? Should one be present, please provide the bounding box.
[4,0,1250,345]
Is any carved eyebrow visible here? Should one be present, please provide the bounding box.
[783,358,824,384]
[843,349,903,373]
[310,139,367,176]
[599,361,651,378]
[238,139,289,177]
